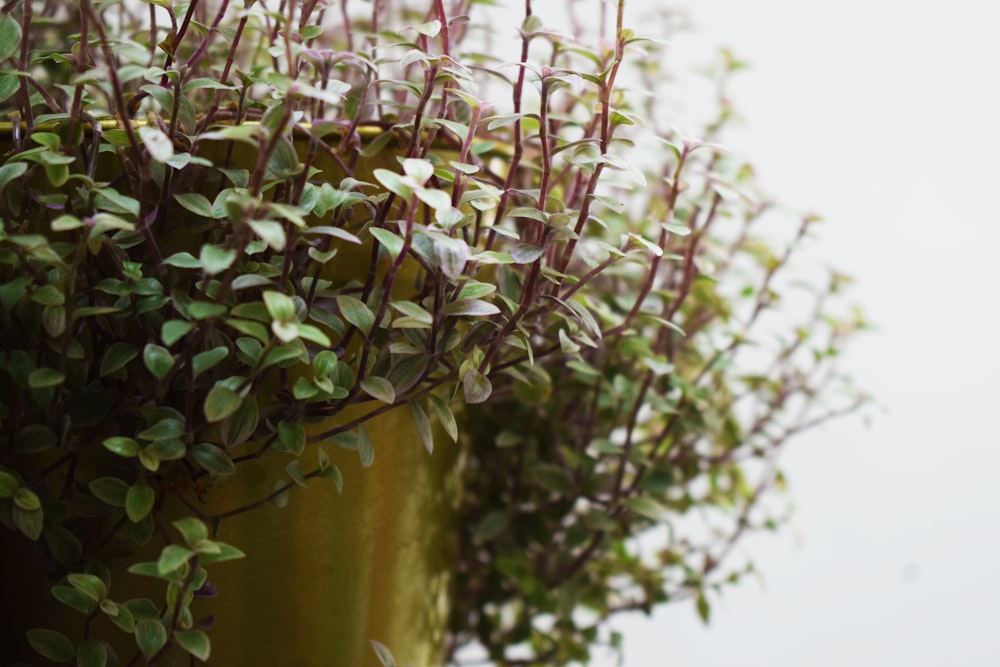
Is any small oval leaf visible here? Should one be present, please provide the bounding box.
[204,385,243,423]
[125,484,155,523]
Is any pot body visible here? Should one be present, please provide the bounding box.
[0,421,460,667]
[0,126,466,666]
[196,407,461,667]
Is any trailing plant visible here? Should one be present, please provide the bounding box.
[0,0,866,665]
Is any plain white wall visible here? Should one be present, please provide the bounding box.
[600,1,1000,665]
[471,1,1000,665]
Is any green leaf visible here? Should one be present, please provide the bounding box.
[101,599,136,633]
[369,227,405,259]
[370,640,397,667]
[389,301,433,326]
[192,346,229,377]
[157,544,195,575]
[0,161,28,193]
[408,401,433,454]
[134,619,167,660]
[164,251,201,268]
[697,592,711,623]
[13,505,43,540]
[191,539,222,556]
[138,448,160,473]
[93,187,140,216]
[433,236,469,279]
[28,367,65,389]
[0,15,23,62]
[337,295,374,336]
[486,112,527,131]
[262,290,296,321]
[187,301,227,320]
[0,275,31,312]
[41,304,66,337]
[139,125,174,162]
[71,306,122,320]
[624,496,670,521]
[435,206,466,230]
[26,628,74,663]
[183,77,236,93]
[415,187,452,212]
[192,443,234,476]
[462,368,492,404]
[0,71,19,104]
[226,318,270,342]
[76,640,108,667]
[121,598,160,621]
[155,439,186,462]
[42,162,70,187]
[100,343,139,377]
[412,19,441,37]
[358,425,374,468]
[428,394,458,442]
[449,160,478,175]
[52,214,86,233]
[662,221,692,237]
[13,487,40,511]
[247,218,287,251]
[175,629,211,661]
[359,130,395,157]
[286,460,308,487]
[231,274,273,291]
[127,562,167,580]
[137,418,183,442]
[89,477,129,507]
[15,424,57,453]
[317,446,331,470]
[456,281,497,301]
[52,585,98,614]
[531,464,574,495]
[204,385,243,423]
[174,193,215,218]
[221,393,259,446]
[511,243,545,264]
[125,484,155,523]
[67,573,107,601]
[30,284,65,306]
[360,377,396,404]
[198,541,246,565]
[298,324,333,347]
[200,244,237,274]
[0,470,19,497]
[442,299,500,317]
[103,437,139,457]
[402,158,434,184]
[173,517,209,547]
[143,344,174,381]
[317,460,343,493]
[162,320,195,346]
[277,421,306,456]
[473,510,509,543]
[372,168,412,199]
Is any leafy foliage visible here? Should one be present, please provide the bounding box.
[0,1,866,665]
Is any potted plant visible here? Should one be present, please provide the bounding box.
[0,1,867,666]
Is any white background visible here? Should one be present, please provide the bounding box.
[471,1,1000,665]
[478,0,1000,667]
[601,1,1000,665]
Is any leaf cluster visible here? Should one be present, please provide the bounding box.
[0,1,867,666]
